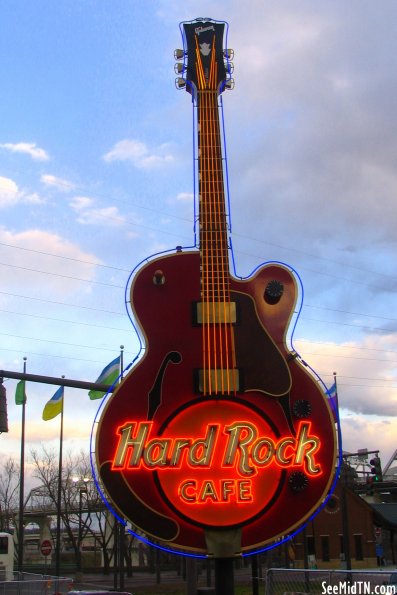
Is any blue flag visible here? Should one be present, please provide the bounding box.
[42,386,64,421]
[326,382,338,422]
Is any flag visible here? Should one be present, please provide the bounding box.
[15,380,26,405]
[42,386,64,421]
[89,356,120,400]
[326,381,338,422]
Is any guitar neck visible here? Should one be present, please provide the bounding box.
[197,90,230,302]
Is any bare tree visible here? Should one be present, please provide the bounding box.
[0,457,19,531]
[30,446,116,571]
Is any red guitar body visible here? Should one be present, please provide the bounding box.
[96,251,336,553]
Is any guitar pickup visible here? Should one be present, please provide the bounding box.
[194,368,242,395]
[193,301,238,324]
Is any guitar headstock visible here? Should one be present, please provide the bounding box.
[175,18,234,96]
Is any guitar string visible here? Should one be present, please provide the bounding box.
[196,34,237,396]
[209,88,227,395]
[209,47,236,395]
[203,90,214,394]
[195,38,209,395]
[213,90,237,396]
[209,39,221,395]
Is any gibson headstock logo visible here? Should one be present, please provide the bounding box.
[195,25,215,35]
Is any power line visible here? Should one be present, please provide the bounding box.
[304,303,397,324]
[232,232,396,281]
[0,240,130,272]
[0,331,130,353]
[0,308,130,332]
[0,290,125,316]
[295,338,397,356]
[300,315,394,334]
[0,261,124,288]
[0,345,126,365]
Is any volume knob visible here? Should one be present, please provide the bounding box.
[264,279,284,304]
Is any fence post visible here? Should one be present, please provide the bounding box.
[266,568,273,595]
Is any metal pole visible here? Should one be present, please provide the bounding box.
[113,521,119,591]
[118,346,125,591]
[55,404,64,576]
[17,357,27,574]
[78,488,83,573]
[341,475,352,570]
[119,522,125,590]
[0,369,112,392]
[251,554,259,595]
[214,558,234,595]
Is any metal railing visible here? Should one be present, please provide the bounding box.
[0,572,73,595]
[265,568,397,594]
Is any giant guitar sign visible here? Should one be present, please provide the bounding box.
[93,18,337,556]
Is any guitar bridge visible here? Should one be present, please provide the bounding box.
[194,368,241,395]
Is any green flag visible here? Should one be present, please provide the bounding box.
[89,356,120,400]
[15,380,26,405]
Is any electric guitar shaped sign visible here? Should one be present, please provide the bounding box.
[94,18,337,556]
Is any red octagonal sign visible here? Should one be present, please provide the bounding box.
[40,540,52,557]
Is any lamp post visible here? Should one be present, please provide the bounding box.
[72,477,89,575]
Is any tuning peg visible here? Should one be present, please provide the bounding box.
[174,62,185,75]
[223,49,234,60]
[175,77,186,90]
[225,78,235,90]
[174,49,185,60]
[225,61,234,75]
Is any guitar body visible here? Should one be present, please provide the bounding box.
[96,250,336,552]
[94,18,337,556]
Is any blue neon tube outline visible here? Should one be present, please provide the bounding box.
[90,16,341,559]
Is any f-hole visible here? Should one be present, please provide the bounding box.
[147,351,182,419]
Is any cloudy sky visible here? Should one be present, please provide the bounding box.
[1,1,397,478]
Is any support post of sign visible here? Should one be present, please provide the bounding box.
[205,529,241,595]
[113,521,119,591]
[186,557,197,595]
[119,521,125,590]
[251,554,259,595]
[214,558,234,595]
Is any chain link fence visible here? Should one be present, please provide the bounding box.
[0,572,73,595]
[265,568,397,594]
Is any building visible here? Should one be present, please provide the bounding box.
[292,481,396,569]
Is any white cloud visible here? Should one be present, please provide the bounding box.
[0,227,102,296]
[103,139,174,169]
[0,142,49,161]
[176,192,194,202]
[23,192,45,205]
[0,176,19,207]
[0,176,45,207]
[41,174,75,192]
[69,195,126,226]
[70,195,94,210]
[340,416,397,466]
[295,334,397,418]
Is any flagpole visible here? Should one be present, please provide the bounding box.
[118,346,125,591]
[113,347,125,591]
[55,382,64,577]
[333,372,340,419]
[333,371,351,570]
[17,357,27,575]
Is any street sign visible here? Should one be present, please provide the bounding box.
[40,539,52,557]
